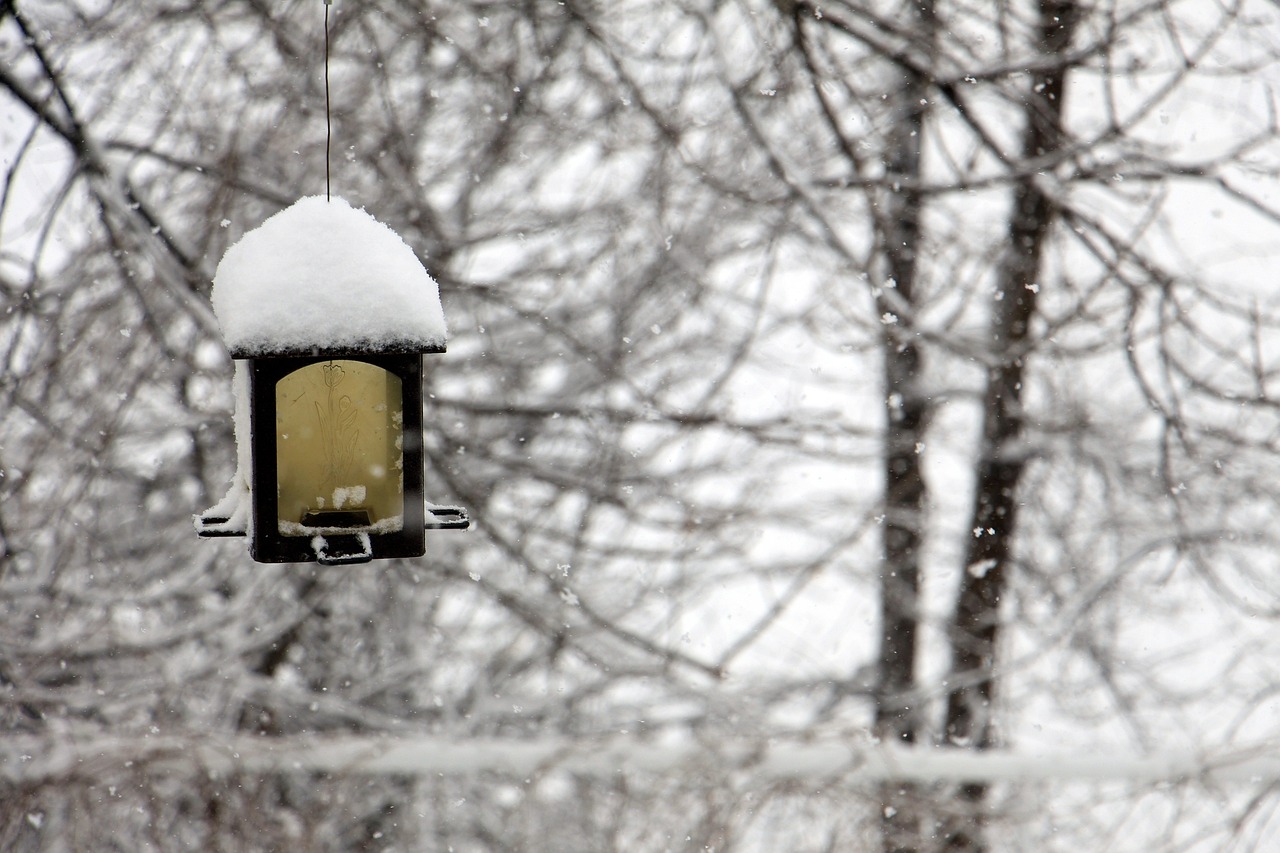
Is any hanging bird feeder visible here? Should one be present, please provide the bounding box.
[196,195,468,565]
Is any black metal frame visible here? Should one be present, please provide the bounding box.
[248,351,426,564]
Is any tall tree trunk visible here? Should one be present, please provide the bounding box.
[874,3,936,851]
[941,2,1078,850]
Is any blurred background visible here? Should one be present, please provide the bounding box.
[5,1,1280,850]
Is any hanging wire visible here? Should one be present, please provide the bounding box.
[324,0,333,201]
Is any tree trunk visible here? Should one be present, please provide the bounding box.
[874,3,936,851]
[941,2,1078,850]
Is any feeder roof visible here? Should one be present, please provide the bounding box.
[212,196,447,357]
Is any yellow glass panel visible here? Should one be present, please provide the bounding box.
[275,360,404,536]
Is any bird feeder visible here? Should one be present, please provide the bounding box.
[196,196,468,565]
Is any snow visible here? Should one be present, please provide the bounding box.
[194,362,252,536]
[6,732,1280,786]
[211,196,447,356]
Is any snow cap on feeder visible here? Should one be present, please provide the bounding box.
[197,196,468,565]
[211,195,447,356]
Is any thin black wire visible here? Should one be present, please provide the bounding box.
[324,0,332,201]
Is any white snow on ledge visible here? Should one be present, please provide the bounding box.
[211,196,447,356]
[5,733,1280,787]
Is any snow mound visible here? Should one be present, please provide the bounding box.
[212,196,447,356]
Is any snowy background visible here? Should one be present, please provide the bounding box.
[4,1,1280,851]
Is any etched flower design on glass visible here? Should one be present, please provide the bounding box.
[316,362,359,491]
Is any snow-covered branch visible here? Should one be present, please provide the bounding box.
[7,733,1280,788]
